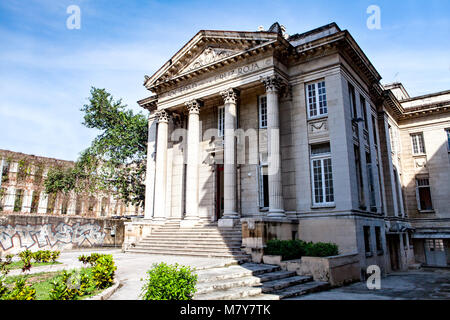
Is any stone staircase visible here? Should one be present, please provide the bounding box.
[194,263,330,300]
[126,220,250,260]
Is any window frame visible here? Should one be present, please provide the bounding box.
[306,80,328,119]
[415,177,433,212]
[258,95,268,129]
[411,132,426,155]
[310,144,334,207]
[446,128,450,151]
[258,163,269,210]
[348,82,357,119]
[363,226,372,256]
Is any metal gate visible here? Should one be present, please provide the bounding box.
[424,239,447,266]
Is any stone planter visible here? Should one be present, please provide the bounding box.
[262,255,282,265]
[262,253,360,287]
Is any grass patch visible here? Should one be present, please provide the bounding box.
[3,268,100,300]
[6,261,62,271]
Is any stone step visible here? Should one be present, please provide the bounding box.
[149,232,242,237]
[195,271,297,294]
[260,275,313,293]
[127,248,250,260]
[132,245,244,253]
[197,264,281,283]
[135,243,243,250]
[143,236,242,241]
[194,286,263,300]
[138,239,242,246]
[241,281,330,300]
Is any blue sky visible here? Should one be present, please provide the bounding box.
[1,0,449,161]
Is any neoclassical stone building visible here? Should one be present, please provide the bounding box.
[127,22,449,274]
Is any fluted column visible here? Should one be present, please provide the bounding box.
[262,75,285,217]
[153,110,170,222]
[144,113,158,220]
[181,99,202,227]
[218,88,240,228]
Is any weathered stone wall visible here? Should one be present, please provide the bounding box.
[0,214,125,254]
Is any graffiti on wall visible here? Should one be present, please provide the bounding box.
[0,223,106,251]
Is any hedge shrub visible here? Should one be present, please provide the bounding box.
[265,239,339,260]
[140,263,197,300]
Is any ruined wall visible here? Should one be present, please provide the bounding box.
[0,214,124,254]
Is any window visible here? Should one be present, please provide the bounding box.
[14,189,24,212]
[389,125,396,154]
[258,95,267,128]
[1,160,10,183]
[0,187,6,211]
[259,165,269,209]
[366,152,376,211]
[411,133,425,155]
[354,145,365,207]
[218,106,224,137]
[416,177,433,211]
[310,143,334,206]
[363,226,372,254]
[306,80,327,118]
[426,239,444,252]
[371,115,378,145]
[360,95,368,129]
[446,129,450,151]
[375,227,383,252]
[348,83,357,119]
[30,191,40,213]
[47,193,57,214]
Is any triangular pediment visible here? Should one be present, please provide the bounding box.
[144,30,284,90]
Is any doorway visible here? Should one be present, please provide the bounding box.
[215,164,224,221]
[387,234,400,271]
[424,239,447,267]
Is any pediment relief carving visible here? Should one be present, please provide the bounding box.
[179,47,242,75]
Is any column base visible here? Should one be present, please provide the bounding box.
[180,217,199,228]
[150,217,166,225]
[218,216,240,228]
[267,209,286,218]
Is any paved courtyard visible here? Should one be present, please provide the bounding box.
[10,249,450,300]
[289,270,450,300]
[56,249,237,300]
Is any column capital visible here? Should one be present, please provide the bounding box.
[156,109,171,123]
[220,88,240,104]
[184,99,203,114]
[261,75,285,93]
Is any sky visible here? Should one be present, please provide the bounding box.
[0,0,449,161]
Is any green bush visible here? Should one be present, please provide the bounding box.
[140,263,197,300]
[264,239,339,260]
[51,251,61,262]
[32,250,60,263]
[91,255,116,290]
[78,253,103,266]
[49,268,95,300]
[1,278,36,300]
[18,249,33,272]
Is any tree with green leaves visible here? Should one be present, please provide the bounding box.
[44,87,148,207]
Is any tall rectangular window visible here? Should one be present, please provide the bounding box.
[411,133,425,155]
[14,189,24,212]
[363,226,372,254]
[371,115,378,145]
[306,80,327,118]
[348,83,357,119]
[2,160,10,183]
[30,191,40,213]
[218,106,224,137]
[375,226,383,252]
[445,129,450,151]
[259,165,269,209]
[310,143,334,206]
[258,95,267,129]
[360,95,368,129]
[354,145,365,207]
[366,152,376,211]
[416,177,433,211]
